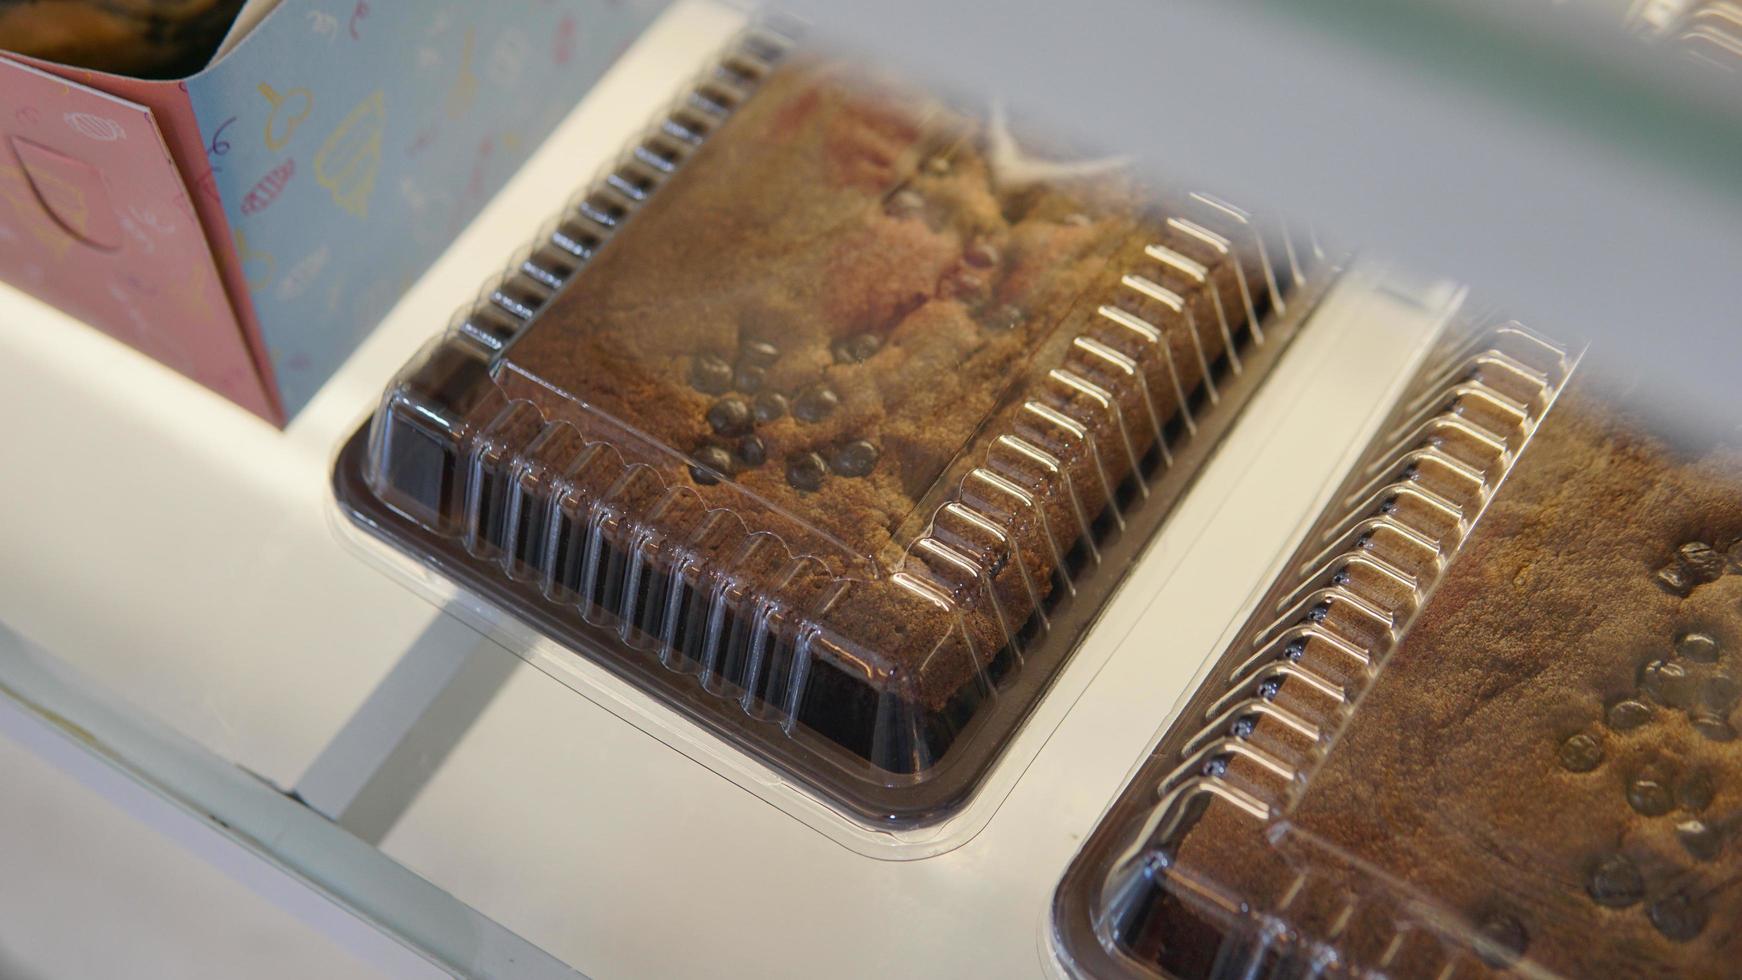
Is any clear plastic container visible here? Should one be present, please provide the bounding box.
[332,23,1339,835]
[1052,308,1742,977]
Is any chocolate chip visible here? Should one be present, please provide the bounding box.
[1657,564,1695,597]
[1679,542,1727,582]
[1647,890,1709,942]
[1677,820,1722,861]
[1607,699,1653,731]
[785,452,827,491]
[1677,772,1715,812]
[943,269,988,303]
[1474,911,1529,968]
[1586,853,1644,907]
[832,333,881,364]
[706,396,753,436]
[829,440,879,478]
[690,353,733,394]
[1558,733,1604,773]
[793,384,839,423]
[734,363,765,392]
[735,433,767,468]
[1676,631,1721,664]
[752,391,788,423]
[1701,673,1739,713]
[982,304,1025,332]
[963,240,1000,268]
[1642,658,1696,709]
[689,445,733,485]
[739,338,780,366]
[1691,711,1736,742]
[1628,776,1674,816]
[851,333,883,361]
[885,188,925,218]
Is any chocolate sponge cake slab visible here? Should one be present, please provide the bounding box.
[334,26,1330,826]
[1054,316,1742,977]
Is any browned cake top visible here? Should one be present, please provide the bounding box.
[497,59,1146,568]
[1175,379,1742,978]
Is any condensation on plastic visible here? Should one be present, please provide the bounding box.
[1049,311,1585,978]
[332,20,1340,841]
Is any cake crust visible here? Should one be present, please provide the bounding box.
[491,59,1263,708]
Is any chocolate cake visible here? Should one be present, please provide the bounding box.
[1054,321,1742,978]
[337,27,1329,824]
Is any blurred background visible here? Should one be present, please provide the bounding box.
[0,726,380,979]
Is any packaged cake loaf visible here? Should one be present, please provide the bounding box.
[1052,312,1742,978]
[333,22,1335,827]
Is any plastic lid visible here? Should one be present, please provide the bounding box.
[1054,312,1742,976]
[338,27,1331,826]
